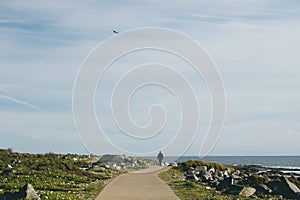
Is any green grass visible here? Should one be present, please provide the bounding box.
[0,149,121,199]
[180,160,233,172]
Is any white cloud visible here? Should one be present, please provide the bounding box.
[0,0,299,155]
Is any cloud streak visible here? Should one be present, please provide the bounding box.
[0,94,46,112]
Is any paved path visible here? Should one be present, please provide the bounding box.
[96,166,180,200]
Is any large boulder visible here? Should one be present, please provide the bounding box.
[225,185,256,197]
[20,184,40,200]
[255,183,272,194]
[278,176,300,199]
[224,184,244,195]
[0,184,40,200]
[216,177,234,191]
[281,176,300,194]
[186,170,199,181]
[99,154,127,163]
[239,187,256,197]
[267,176,300,199]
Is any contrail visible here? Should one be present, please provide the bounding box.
[0,95,46,112]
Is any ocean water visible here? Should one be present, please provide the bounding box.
[145,156,300,168]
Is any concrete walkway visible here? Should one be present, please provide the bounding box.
[96,166,180,200]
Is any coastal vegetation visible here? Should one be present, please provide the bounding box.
[159,160,300,200]
[2,149,299,200]
[0,149,154,199]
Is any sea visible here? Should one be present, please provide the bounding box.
[144,156,300,169]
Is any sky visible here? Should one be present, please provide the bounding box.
[0,0,300,156]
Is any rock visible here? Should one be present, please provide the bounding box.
[281,176,300,194]
[216,177,234,191]
[247,175,261,185]
[99,154,127,163]
[278,176,300,198]
[22,184,40,200]
[192,171,199,181]
[231,174,241,179]
[243,173,249,178]
[239,187,256,197]
[210,179,221,187]
[81,164,90,170]
[217,171,224,178]
[202,171,213,181]
[132,160,138,165]
[124,157,131,163]
[185,174,194,180]
[115,166,121,170]
[137,159,143,165]
[197,165,207,174]
[226,167,233,174]
[255,183,272,194]
[214,174,224,182]
[7,164,12,169]
[186,170,199,181]
[113,155,124,163]
[225,185,256,197]
[225,184,244,195]
[234,170,241,175]
[99,167,106,171]
[267,176,300,199]
[267,180,280,194]
[208,167,216,174]
[223,170,230,177]
[171,162,178,167]
[0,184,40,200]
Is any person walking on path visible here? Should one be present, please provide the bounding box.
[157,151,164,166]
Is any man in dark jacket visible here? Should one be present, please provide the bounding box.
[157,151,164,166]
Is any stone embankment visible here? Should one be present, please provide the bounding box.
[181,160,300,199]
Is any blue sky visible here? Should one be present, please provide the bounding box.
[0,0,300,155]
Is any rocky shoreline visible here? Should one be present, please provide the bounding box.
[180,160,300,199]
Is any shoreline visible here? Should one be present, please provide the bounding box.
[159,159,300,199]
[142,156,300,169]
[1,149,300,199]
